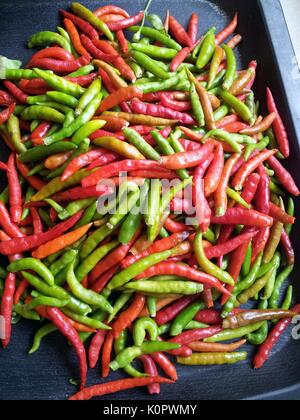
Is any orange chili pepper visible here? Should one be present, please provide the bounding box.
[44,151,73,170]
[64,18,90,57]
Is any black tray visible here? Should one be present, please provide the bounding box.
[0,0,300,401]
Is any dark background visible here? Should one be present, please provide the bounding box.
[0,0,300,400]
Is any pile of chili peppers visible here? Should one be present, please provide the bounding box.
[0,1,299,401]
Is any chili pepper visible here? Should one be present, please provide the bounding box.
[46,307,87,389]
[59,9,99,39]
[269,264,294,310]
[282,285,293,310]
[280,229,295,265]
[61,150,104,182]
[110,341,179,371]
[44,151,73,171]
[189,82,205,127]
[160,142,214,171]
[8,257,54,286]
[122,127,161,163]
[222,44,237,90]
[27,31,71,52]
[207,46,224,89]
[6,114,27,154]
[0,202,25,239]
[69,376,172,400]
[219,90,252,122]
[253,304,300,369]
[18,141,77,164]
[266,87,289,157]
[133,317,159,346]
[65,262,112,314]
[6,154,22,224]
[49,249,78,277]
[155,294,201,327]
[267,156,299,196]
[92,136,144,160]
[205,321,264,343]
[269,202,295,225]
[28,323,57,355]
[168,15,193,48]
[177,351,247,366]
[170,299,205,337]
[229,69,255,96]
[189,339,246,353]
[196,32,215,69]
[211,207,273,227]
[3,80,27,104]
[113,328,145,378]
[0,103,16,127]
[111,294,145,339]
[94,5,129,18]
[74,78,101,117]
[263,219,283,264]
[63,18,90,58]
[237,265,276,306]
[0,273,16,348]
[223,309,296,329]
[216,13,238,44]
[0,89,15,106]
[187,13,199,44]
[139,355,160,395]
[129,26,181,51]
[131,50,170,80]
[87,329,107,369]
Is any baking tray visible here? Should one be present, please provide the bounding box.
[0,0,299,401]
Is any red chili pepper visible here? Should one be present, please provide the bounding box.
[101,331,114,378]
[215,153,240,216]
[266,87,289,158]
[169,15,193,47]
[7,154,23,225]
[211,208,273,227]
[51,185,111,203]
[0,210,83,255]
[136,262,230,295]
[3,80,28,104]
[204,143,224,197]
[269,202,295,225]
[16,160,46,191]
[169,325,223,346]
[221,238,250,305]
[90,230,141,284]
[106,12,144,31]
[31,121,52,146]
[82,160,164,187]
[27,47,74,66]
[121,231,190,270]
[63,18,90,58]
[112,294,145,339]
[19,74,97,93]
[255,165,270,215]
[216,13,238,44]
[59,9,99,39]
[88,330,107,369]
[232,149,277,191]
[253,304,300,369]
[160,92,191,112]
[0,202,24,239]
[97,87,143,114]
[69,376,173,400]
[61,150,107,182]
[13,278,29,305]
[188,13,199,44]
[192,155,213,229]
[116,30,129,54]
[90,129,124,141]
[94,5,130,18]
[0,103,16,125]
[80,34,117,62]
[194,309,222,325]
[164,217,189,233]
[93,114,129,131]
[139,355,160,395]
[87,152,119,170]
[280,229,295,265]
[267,156,299,196]
[150,353,177,381]
[227,34,243,50]
[155,294,201,326]
[28,55,90,73]
[0,273,16,348]
[170,47,192,72]
[91,265,119,293]
[216,114,239,128]
[31,207,44,235]
[221,121,248,133]
[46,307,87,389]
[161,142,214,170]
[179,139,202,152]
[131,98,195,125]
[251,227,271,264]
[0,90,15,106]
[97,68,116,93]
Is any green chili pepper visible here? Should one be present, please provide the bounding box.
[282,285,293,310]
[26,295,70,310]
[19,141,77,163]
[66,262,113,313]
[28,31,71,52]
[75,78,101,116]
[8,258,55,286]
[114,329,146,378]
[6,115,27,153]
[62,308,110,330]
[285,198,294,236]
[129,25,181,50]
[205,322,264,343]
[68,65,95,78]
[74,201,97,229]
[33,67,85,98]
[177,352,247,365]
[80,223,118,259]
[135,74,181,94]
[27,95,49,105]
[63,111,75,128]
[46,91,79,108]
[222,45,237,90]
[196,33,215,69]
[151,130,189,180]
[21,271,91,315]
[71,2,114,41]
[190,82,205,127]
[110,340,180,371]
[58,197,94,220]
[131,43,178,60]
[13,303,41,321]
[170,300,205,337]
[44,93,102,145]
[56,26,76,56]
[78,310,106,343]
[133,317,159,346]
[107,292,133,324]
[246,300,269,345]
[194,232,234,286]
[146,296,157,318]
[131,50,170,80]
[145,179,161,242]
[219,90,252,122]
[20,105,65,124]
[4,69,37,80]
[242,244,252,277]
[75,241,119,282]
[184,320,209,330]
[269,264,294,309]
[49,249,78,277]
[21,186,35,221]
[244,136,270,162]
[125,280,203,296]
[123,127,162,161]
[203,129,241,153]
[28,323,57,354]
